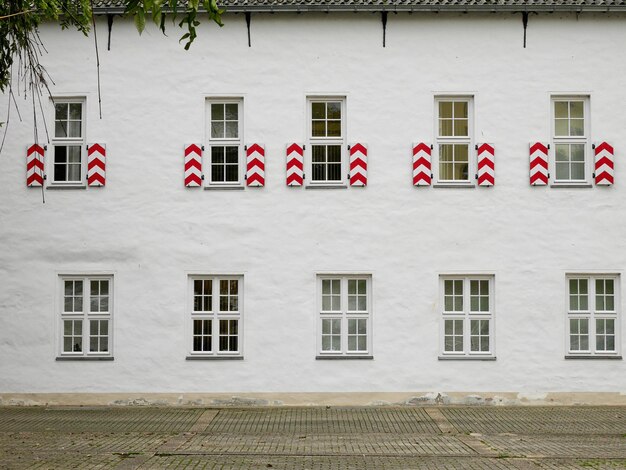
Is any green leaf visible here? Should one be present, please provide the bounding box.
[134,8,146,34]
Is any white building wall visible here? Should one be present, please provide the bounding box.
[0,11,624,404]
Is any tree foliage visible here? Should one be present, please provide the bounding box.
[0,0,224,93]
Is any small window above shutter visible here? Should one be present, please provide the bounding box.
[246,143,265,187]
[286,143,304,186]
[184,144,203,187]
[594,142,614,186]
[26,144,45,187]
[349,143,367,186]
[476,143,495,187]
[529,142,549,186]
[87,143,106,187]
[412,143,432,186]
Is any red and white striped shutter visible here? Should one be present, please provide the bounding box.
[412,142,432,186]
[246,143,265,187]
[594,142,614,186]
[184,144,203,187]
[26,144,45,187]
[87,143,106,187]
[476,143,495,186]
[529,142,549,186]
[286,143,304,186]
[349,143,367,186]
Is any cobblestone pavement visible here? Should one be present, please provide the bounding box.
[0,406,624,469]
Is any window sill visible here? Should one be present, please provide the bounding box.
[550,183,593,188]
[186,355,244,360]
[56,356,114,361]
[47,185,87,190]
[438,355,496,361]
[432,183,475,189]
[315,355,373,360]
[204,185,245,191]
[305,184,348,190]
[565,355,622,360]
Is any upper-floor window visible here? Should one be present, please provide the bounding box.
[317,275,372,358]
[189,275,243,357]
[207,99,243,187]
[59,275,112,358]
[440,275,494,359]
[308,97,346,186]
[51,99,85,185]
[435,97,473,185]
[552,96,590,184]
[566,274,620,358]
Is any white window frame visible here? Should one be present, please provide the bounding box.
[565,274,620,358]
[58,274,113,358]
[50,97,86,187]
[306,96,347,187]
[316,274,372,357]
[434,96,474,186]
[439,275,495,359]
[205,98,244,188]
[188,275,244,357]
[550,95,591,186]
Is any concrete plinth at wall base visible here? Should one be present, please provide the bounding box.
[0,392,624,407]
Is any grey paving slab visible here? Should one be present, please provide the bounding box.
[482,434,626,459]
[441,406,626,435]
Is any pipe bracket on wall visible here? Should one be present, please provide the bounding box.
[246,12,252,47]
[381,11,388,47]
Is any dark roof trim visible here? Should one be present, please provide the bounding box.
[93,5,626,14]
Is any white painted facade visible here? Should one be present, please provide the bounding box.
[0,10,625,405]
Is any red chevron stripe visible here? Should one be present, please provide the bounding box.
[477,143,494,155]
[350,173,367,186]
[350,143,367,156]
[27,144,44,157]
[247,158,265,171]
[530,142,548,155]
[26,174,43,186]
[26,158,44,171]
[530,156,548,170]
[88,158,105,171]
[413,172,431,185]
[595,171,614,184]
[350,157,366,171]
[595,156,614,170]
[185,174,202,186]
[478,158,495,171]
[184,158,202,172]
[412,157,431,171]
[88,173,106,186]
[287,143,303,156]
[247,173,265,186]
[595,142,614,155]
[88,143,105,156]
[286,173,303,185]
[412,143,430,156]
[478,174,495,185]
[287,158,304,171]
[247,143,265,157]
[530,173,549,185]
[185,144,202,156]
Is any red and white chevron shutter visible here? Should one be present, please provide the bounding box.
[476,143,495,186]
[412,142,432,186]
[286,143,304,186]
[184,144,203,187]
[26,144,45,187]
[529,142,549,186]
[349,143,367,186]
[594,142,614,186]
[87,143,106,187]
[246,143,265,187]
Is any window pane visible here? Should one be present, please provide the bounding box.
[439,119,453,137]
[68,121,81,138]
[569,101,583,118]
[211,122,224,139]
[480,297,489,312]
[225,103,238,120]
[322,336,331,351]
[570,119,584,137]
[454,297,463,312]
[212,103,224,120]
[55,121,68,138]
[439,101,452,119]
[55,103,68,120]
[312,102,325,119]
[454,101,468,118]
[332,336,341,351]
[470,297,478,312]
[357,296,366,311]
[327,102,341,119]
[312,121,326,137]
[348,296,356,311]
[357,336,367,351]
[444,280,453,295]
[555,119,568,136]
[327,120,341,137]
[327,145,341,163]
[571,144,585,162]
[225,122,238,139]
[212,146,225,163]
[69,103,82,120]
[554,101,568,118]
[453,119,468,137]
